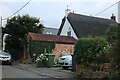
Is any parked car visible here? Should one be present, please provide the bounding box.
[0,50,12,65]
[58,54,72,69]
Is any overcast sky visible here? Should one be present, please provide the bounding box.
[0,0,119,28]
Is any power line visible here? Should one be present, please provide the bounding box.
[94,1,119,16]
[2,0,32,20]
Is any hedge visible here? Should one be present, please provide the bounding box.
[74,37,108,68]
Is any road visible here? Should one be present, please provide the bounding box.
[2,65,51,78]
[1,64,78,80]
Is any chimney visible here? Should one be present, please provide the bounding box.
[65,5,71,17]
[111,14,116,21]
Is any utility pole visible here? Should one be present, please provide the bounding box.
[0,17,2,27]
[0,17,2,50]
[0,17,1,80]
[118,1,120,23]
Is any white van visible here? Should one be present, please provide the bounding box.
[58,55,72,69]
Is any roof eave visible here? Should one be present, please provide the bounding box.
[57,17,66,35]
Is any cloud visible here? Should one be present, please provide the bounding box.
[1,0,119,27]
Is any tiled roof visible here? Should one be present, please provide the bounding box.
[58,13,117,37]
[43,27,58,35]
[28,32,76,44]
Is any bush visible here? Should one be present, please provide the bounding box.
[106,24,120,78]
[109,70,120,80]
[21,59,32,64]
[36,54,46,68]
[36,60,45,68]
[106,24,120,43]
[74,37,108,70]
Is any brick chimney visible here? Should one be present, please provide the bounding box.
[111,14,116,21]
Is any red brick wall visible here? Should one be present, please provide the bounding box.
[52,43,74,61]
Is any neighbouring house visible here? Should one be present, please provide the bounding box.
[57,8,117,39]
[28,32,76,61]
[43,27,58,35]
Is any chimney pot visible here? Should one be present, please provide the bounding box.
[65,5,71,17]
[111,14,116,21]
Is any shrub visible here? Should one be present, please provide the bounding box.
[36,54,46,68]
[36,60,45,68]
[21,59,32,64]
[106,24,120,78]
[109,70,120,80]
[106,24,120,43]
[74,37,108,70]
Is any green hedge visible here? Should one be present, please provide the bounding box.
[74,37,108,68]
[106,24,120,78]
[29,41,55,61]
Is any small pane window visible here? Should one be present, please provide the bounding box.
[67,31,71,37]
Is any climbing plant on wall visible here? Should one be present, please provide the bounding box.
[29,41,55,58]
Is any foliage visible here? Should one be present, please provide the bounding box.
[4,14,44,60]
[107,24,120,65]
[106,23,120,43]
[109,70,120,80]
[29,41,55,61]
[110,42,120,69]
[76,72,84,78]
[21,59,32,64]
[106,24,120,78]
[36,54,46,68]
[36,60,46,68]
[36,54,46,62]
[74,37,108,69]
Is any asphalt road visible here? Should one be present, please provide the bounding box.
[2,65,51,78]
[1,64,78,80]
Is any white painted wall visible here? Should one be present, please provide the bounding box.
[60,18,78,39]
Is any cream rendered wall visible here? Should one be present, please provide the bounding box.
[60,18,78,39]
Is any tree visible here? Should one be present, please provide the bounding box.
[106,23,120,67]
[4,14,44,60]
[106,23,120,78]
[106,23,120,43]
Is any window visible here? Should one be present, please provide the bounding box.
[67,31,71,37]
[67,27,71,36]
